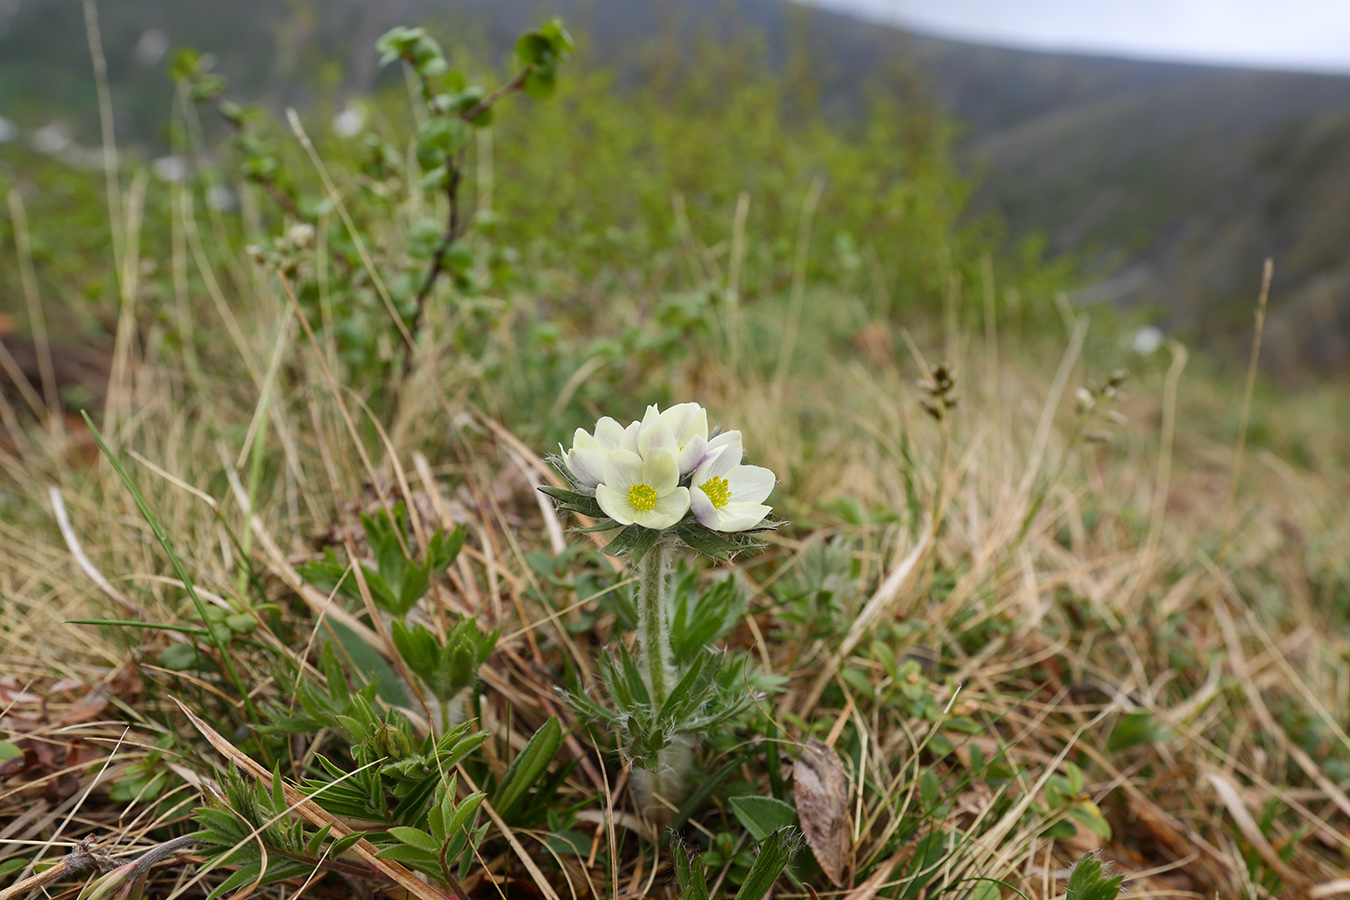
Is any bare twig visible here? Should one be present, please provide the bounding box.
[404,65,535,367]
[0,838,116,900]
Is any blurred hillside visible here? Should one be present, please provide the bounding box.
[4,0,1350,376]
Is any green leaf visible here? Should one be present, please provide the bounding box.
[671,758,741,830]
[1065,853,1125,900]
[1043,819,1077,841]
[360,563,400,613]
[397,563,432,614]
[445,792,486,841]
[388,826,442,854]
[428,805,446,843]
[968,879,1004,900]
[919,768,940,810]
[544,830,590,856]
[515,32,552,67]
[674,843,710,900]
[0,741,22,764]
[331,832,365,856]
[668,572,746,661]
[730,796,798,842]
[327,619,411,708]
[306,822,333,857]
[205,861,262,900]
[1065,761,1086,796]
[1106,710,1172,753]
[427,525,467,571]
[732,828,798,900]
[492,716,562,821]
[1068,801,1113,840]
[159,642,203,671]
[375,843,438,865]
[374,528,407,594]
[415,117,470,158]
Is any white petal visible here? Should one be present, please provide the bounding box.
[602,450,644,490]
[620,420,641,453]
[593,416,627,449]
[702,431,745,474]
[713,502,771,532]
[635,487,690,529]
[641,448,680,493]
[707,430,742,456]
[725,464,775,505]
[596,483,635,525]
[690,486,718,528]
[675,434,707,475]
[572,426,604,454]
[637,405,679,458]
[566,448,606,487]
[691,441,737,486]
[660,402,708,444]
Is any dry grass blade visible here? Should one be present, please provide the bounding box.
[1206,770,1305,894]
[48,486,142,619]
[841,849,906,900]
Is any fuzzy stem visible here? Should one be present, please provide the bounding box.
[634,540,675,709]
[632,735,693,829]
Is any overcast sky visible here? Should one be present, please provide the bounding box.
[808,0,1350,74]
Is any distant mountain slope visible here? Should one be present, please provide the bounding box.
[906,40,1350,372]
[4,0,1350,374]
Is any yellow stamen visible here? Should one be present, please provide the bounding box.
[628,482,658,512]
[699,476,731,509]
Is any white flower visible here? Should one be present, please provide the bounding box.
[332,104,368,138]
[596,449,690,529]
[563,416,636,487]
[690,435,774,532]
[151,155,188,182]
[635,403,708,475]
[1132,325,1164,356]
[658,402,709,475]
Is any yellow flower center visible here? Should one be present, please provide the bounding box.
[628,482,658,512]
[699,476,731,509]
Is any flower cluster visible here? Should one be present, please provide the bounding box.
[561,403,775,534]
[545,403,777,821]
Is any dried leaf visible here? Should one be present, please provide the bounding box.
[793,738,851,886]
[60,691,109,724]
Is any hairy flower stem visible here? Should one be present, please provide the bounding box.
[631,539,691,823]
[635,540,675,708]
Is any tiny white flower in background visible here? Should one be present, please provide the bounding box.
[332,103,368,138]
[151,155,188,182]
[0,116,17,144]
[690,432,774,532]
[564,416,636,488]
[32,122,71,156]
[1132,325,1164,356]
[657,402,709,474]
[596,448,690,529]
[134,28,169,66]
[287,223,316,249]
[207,184,236,211]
